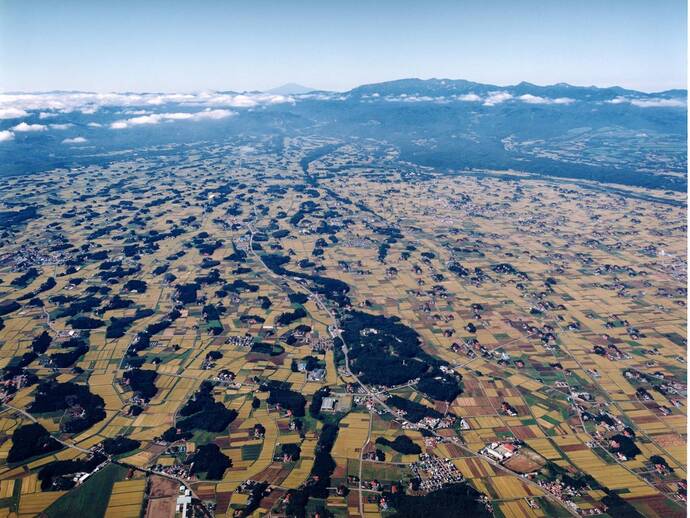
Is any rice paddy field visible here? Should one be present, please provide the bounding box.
[0,136,685,517]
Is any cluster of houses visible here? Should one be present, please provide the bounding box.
[409,453,464,493]
[451,337,518,365]
[294,359,326,382]
[625,368,686,398]
[355,477,386,492]
[224,335,254,348]
[400,413,457,431]
[127,394,149,410]
[10,244,69,268]
[150,462,191,480]
[309,336,333,354]
[536,478,604,515]
[592,342,630,361]
[501,401,518,417]
[0,373,33,402]
[164,443,187,457]
[213,369,242,389]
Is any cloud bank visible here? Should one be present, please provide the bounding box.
[12,122,47,132]
[0,91,293,117]
[483,91,513,106]
[366,91,575,106]
[607,96,686,108]
[0,107,28,119]
[62,136,88,144]
[109,108,235,129]
[518,94,574,105]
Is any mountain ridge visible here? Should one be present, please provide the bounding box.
[346,78,686,100]
[266,83,315,95]
[3,79,685,98]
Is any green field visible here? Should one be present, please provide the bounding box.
[242,443,263,461]
[44,463,128,518]
[360,461,409,482]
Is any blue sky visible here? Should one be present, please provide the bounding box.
[0,0,686,93]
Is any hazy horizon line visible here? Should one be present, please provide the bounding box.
[1,77,687,96]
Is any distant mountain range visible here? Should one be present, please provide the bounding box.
[0,78,686,191]
[259,77,687,101]
[345,77,686,100]
[266,83,315,95]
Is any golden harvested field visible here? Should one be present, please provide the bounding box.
[0,136,684,517]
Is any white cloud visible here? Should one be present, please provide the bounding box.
[0,91,293,116]
[38,111,58,119]
[62,136,87,144]
[384,94,439,103]
[195,109,235,120]
[194,92,292,108]
[12,122,47,132]
[122,109,150,115]
[0,107,28,119]
[110,108,234,129]
[607,96,686,108]
[629,98,686,108]
[483,91,513,106]
[518,94,575,105]
[50,123,74,130]
[296,92,348,101]
[126,114,173,125]
[631,98,686,108]
[112,112,188,128]
[0,130,14,142]
[456,93,482,102]
[87,122,103,127]
[361,91,578,107]
[519,94,548,104]
[363,91,577,107]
